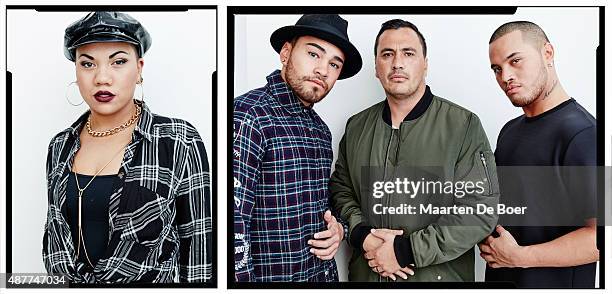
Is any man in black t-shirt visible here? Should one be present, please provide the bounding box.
[481,21,599,288]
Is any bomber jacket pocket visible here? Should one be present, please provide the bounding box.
[475,150,499,196]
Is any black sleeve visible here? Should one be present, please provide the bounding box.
[564,126,596,165]
[393,236,415,267]
[349,223,374,252]
[563,126,597,221]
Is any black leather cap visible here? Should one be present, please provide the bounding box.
[270,14,362,80]
[64,11,151,61]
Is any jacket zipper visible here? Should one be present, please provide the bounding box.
[379,129,395,282]
[388,129,402,283]
[479,151,492,193]
[382,129,394,224]
[388,129,400,243]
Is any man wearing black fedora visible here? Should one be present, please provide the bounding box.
[233,14,362,281]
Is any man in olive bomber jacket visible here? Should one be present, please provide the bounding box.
[329,19,500,282]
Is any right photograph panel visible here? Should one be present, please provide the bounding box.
[229,7,601,288]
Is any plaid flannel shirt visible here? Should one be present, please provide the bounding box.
[43,100,212,283]
[233,70,339,282]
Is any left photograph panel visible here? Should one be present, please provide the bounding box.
[6,6,216,287]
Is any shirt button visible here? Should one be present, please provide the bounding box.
[437,275,442,280]
[324,270,329,276]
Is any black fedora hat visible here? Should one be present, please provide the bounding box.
[270,14,362,80]
[64,11,152,61]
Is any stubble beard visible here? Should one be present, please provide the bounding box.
[384,73,422,101]
[284,55,330,105]
[508,60,548,107]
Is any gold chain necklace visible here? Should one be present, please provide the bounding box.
[73,144,127,268]
[86,104,141,137]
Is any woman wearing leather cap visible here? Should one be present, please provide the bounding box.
[42,11,212,283]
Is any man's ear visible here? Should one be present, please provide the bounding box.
[374,55,380,79]
[424,57,428,78]
[543,42,555,67]
[279,41,293,66]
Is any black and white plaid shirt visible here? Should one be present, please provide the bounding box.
[43,100,212,283]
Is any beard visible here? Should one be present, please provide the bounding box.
[508,61,548,107]
[284,56,331,105]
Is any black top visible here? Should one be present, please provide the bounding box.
[485,98,597,288]
[65,172,117,269]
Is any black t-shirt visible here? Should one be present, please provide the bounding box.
[485,98,597,288]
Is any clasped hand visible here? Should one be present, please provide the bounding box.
[363,228,415,280]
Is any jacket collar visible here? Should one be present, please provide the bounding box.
[266,69,312,114]
[382,85,434,126]
[64,99,154,142]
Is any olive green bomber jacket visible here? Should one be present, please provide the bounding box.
[330,90,500,282]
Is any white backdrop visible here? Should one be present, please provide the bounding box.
[7,9,216,273]
[234,7,599,282]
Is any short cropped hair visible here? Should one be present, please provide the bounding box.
[374,19,427,57]
[489,21,550,49]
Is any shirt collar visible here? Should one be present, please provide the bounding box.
[266,69,312,114]
[382,85,434,126]
[64,99,154,142]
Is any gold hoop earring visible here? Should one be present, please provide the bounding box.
[139,83,144,101]
[135,78,144,101]
[65,81,84,106]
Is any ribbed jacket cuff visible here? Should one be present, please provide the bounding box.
[349,223,374,252]
[393,235,415,267]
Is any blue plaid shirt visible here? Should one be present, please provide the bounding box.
[233,70,338,282]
